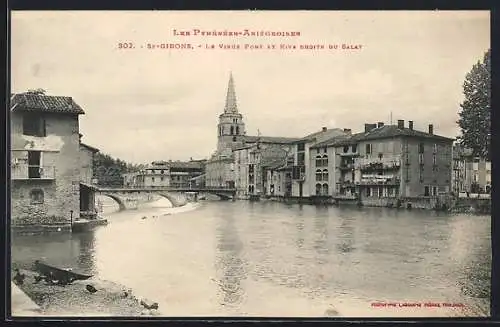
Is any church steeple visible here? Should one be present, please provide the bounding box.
[224,72,238,114]
[217,72,246,153]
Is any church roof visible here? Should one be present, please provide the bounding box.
[244,135,301,144]
[224,72,238,114]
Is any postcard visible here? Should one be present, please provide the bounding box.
[9,10,491,318]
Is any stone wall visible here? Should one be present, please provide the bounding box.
[11,112,82,228]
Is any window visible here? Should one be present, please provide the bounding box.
[323,147,327,153]
[297,153,305,166]
[366,187,372,197]
[152,177,155,182]
[28,151,41,178]
[322,169,328,181]
[322,154,328,166]
[23,113,46,137]
[249,164,254,173]
[419,169,424,183]
[161,170,164,174]
[418,143,424,153]
[322,184,328,195]
[433,144,438,153]
[316,183,321,195]
[316,155,322,167]
[160,177,164,181]
[378,153,383,160]
[316,148,320,154]
[30,189,44,204]
[419,153,424,165]
[432,155,436,165]
[433,186,437,196]
[236,126,239,135]
[232,136,237,141]
[352,145,357,153]
[297,143,305,152]
[366,144,372,155]
[343,146,349,153]
[424,186,430,196]
[230,126,234,135]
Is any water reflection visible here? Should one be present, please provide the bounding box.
[11,200,492,316]
[215,204,247,307]
[11,231,96,275]
[336,216,355,255]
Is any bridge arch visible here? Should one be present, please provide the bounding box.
[213,193,232,201]
[100,193,127,211]
[157,192,186,208]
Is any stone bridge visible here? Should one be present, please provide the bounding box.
[94,186,236,211]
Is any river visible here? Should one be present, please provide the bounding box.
[11,196,491,317]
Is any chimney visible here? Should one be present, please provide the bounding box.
[322,127,327,132]
[428,124,434,135]
[377,122,384,128]
[343,128,352,134]
[364,123,377,133]
[397,120,404,129]
[408,120,414,130]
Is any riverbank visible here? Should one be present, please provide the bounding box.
[252,195,490,215]
[11,269,162,317]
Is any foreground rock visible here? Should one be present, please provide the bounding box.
[12,269,162,317]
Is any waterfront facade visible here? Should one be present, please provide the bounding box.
[452,145,491,194]
[123,160,205,188]
[10,91,100,230]
[352,120,454,203]
[205,74,456,207]
[233,141,295,199]
[464,158,491,193]
[289,128,350,198]
[262,120,455,207]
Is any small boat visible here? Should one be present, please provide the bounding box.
[33,260,93,284]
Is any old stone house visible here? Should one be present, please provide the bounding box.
[10,91,99,232]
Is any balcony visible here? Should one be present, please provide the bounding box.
[355,155,401,171]
[339,151,359,157]
[358,174,400,186]
[339,163,355,170]
[11,165,56,180]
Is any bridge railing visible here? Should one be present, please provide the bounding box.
[96,185,236,192]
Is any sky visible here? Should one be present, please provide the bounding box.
[11,11,490,164]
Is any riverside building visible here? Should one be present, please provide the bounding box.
[10,91,100,232]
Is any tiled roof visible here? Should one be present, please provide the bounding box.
[311,133,364,148]
[232,145,253,151]
[80,143,100,153]
[244,135,301,144]
[167,161,205,170]
[11,93,85,115]
[262,158,287,169]
[312,125,454,148]
[298,128,344,142]
[360,125,454,142]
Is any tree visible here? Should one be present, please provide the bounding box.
[457,49,491,160]
[92,152,129,186]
